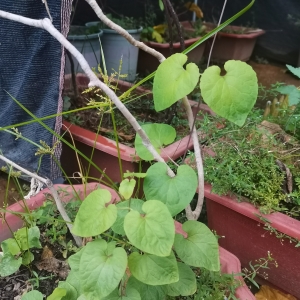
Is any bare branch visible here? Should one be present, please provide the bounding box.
[84,0,165,63]
[0,11,175,177]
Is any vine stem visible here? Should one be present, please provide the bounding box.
[0,10,174,177]
[0,154,83,247]
[84,0,203,220]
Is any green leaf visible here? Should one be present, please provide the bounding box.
[158,0,164,11]
[123,172,147,178]
[103,286,141,300]
[174,221,220,271]
[47,288,67,300]
[112,199,144,236]
[119,179,136,200]
[22,251,34,265]
[0,252,22,276]
[1,238,21,256]
[21,290,44,300]
[134,123,176,161]
[72,189,117,237]
[200,60,258,126]
[143,163,197,216]
[66,270,82,296]
[68,247,84,272]
[127,276,166,300]
[164,262,197,296]
[58,281,78,300]
[79,239,127,298]
[124,200,174,256]
[153,53,200,111]
[286,64,300,79]
[276,85,300,105]
[128,251,179,285]
[14,226,41,251]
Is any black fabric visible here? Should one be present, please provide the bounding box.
[196,0,300,65]
[0,1,64,180]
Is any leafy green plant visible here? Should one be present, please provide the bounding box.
[0,1,258,299]
[0,226,42,276]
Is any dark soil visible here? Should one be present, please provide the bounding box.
[0,226,73,299]
[64,86,191,146]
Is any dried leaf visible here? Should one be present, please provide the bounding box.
[185,2,203,18]
[255,285,296,300]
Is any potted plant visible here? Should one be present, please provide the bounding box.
[61,73,213,183]
[137,10,207,74]
[182,21,265,62]
[185,68,300,298]
[0,0,260,298]
[86,14,143,82]
[66,25,103,74]
[0,179,254,299]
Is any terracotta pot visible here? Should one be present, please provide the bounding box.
[182,21,265,62]
[203,183,300,298]
[0,186,253,299]
[0,183,118,242]
[61,74,212,183]
[137,37,206,73]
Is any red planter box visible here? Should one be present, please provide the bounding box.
[137,37,206,73]
[62,74,212,183]
[204,183,300,298]
[181,21,265,62]
[0,183,118,242]
[0,183,253,299]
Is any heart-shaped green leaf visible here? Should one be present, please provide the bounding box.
[57,281,78,300]
[72,189,117,237]
[79,239,127,299]
[128,251,179,285]
[153,53,200,111]
[164,262,197,297]
[286,64,300,79]
[47,288,66,300]
[14,226,41,251]
[174,221,220,271]
[135,123,176,161]
[1,238,21,256]
[112,199,144,236]
[119,178,136,200]
[127,277,166,300]
[200,60,258,126]
[21,290,43,300]
[276,85,300,105]
[124,200,174,256]
[143,163,197,216]
[0,253,22,277]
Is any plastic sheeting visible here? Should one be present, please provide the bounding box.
[0,1,72,181]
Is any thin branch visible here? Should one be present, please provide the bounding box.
[85,0,204,219]
[0,11,174,177]
[182,97,204,220]
[0,154,82,247]
[84,0,166,63]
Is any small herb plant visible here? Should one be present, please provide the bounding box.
[0,0,259,299]
[0,226,42,277]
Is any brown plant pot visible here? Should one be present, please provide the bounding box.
[61,74,212,183]
[137,37,206,74]
[0,183,253,299]
[203,183,300,298]
[182,21,265,62]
